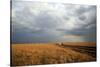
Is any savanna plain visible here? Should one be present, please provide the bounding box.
[11,42,96,66]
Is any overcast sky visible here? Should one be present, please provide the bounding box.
[11,0,96,43]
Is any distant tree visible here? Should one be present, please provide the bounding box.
[56,42,64,46]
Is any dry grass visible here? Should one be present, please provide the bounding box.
[63,42,96,47]
[11,43,96,66]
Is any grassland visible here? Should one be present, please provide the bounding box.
[11,42,96,66]
[58,42,96,57]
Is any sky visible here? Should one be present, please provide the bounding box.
[11,0,96,43]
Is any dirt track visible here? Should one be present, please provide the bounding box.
[60,45,96,58]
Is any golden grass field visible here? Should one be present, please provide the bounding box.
[11,42,96,66]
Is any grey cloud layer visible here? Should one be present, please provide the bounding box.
[12,1,96,43]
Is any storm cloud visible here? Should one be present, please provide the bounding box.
[11,0,96,43]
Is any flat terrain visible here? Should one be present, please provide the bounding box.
[63,42,96,47]
[11,42,96,66]
[58,42,96,57]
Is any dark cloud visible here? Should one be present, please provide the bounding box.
[78,15,86,21]
[11,1,96,43]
